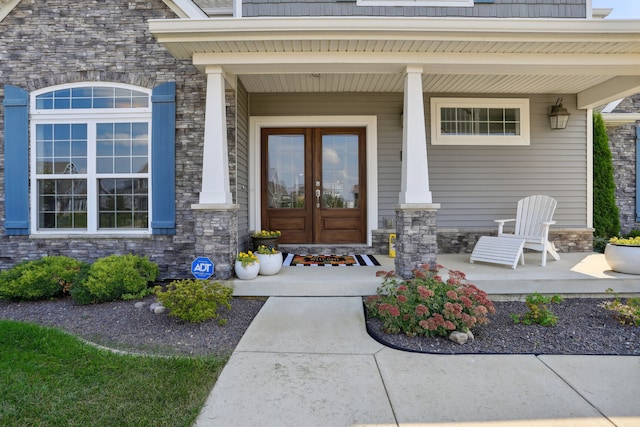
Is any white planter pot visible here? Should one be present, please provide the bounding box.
[604,244,640,275]
[234,260,260,280]
[256,252,283,276]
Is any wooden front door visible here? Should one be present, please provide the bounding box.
[261,127,366,244]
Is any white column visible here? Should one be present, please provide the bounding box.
[199,66,233,205]
[400,65,432,204]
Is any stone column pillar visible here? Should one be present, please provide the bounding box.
[395,66,440,278]
[395,204,440,279]
[192,204,238,280]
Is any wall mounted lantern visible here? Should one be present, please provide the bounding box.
[548,98,570,130]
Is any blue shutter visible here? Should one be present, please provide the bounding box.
[150,82,176,235]
[636,126,640,222]
[3,85,30,235]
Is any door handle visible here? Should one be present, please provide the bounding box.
[315,189,321,208]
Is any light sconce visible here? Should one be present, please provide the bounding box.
[548,98,570,130]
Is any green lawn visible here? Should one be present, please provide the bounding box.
[0,320,225,426]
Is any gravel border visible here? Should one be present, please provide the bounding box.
[2,295,638,356]
[0,295,265,357]
[365,298,639,355]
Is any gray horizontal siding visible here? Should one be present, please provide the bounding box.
[243,0,587,18]
[250,92,588,230]
[428,94,587,228]
[236,81,250,250]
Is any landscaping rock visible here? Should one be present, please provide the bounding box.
[134,302,147,309]
[449,331,469,345]
[153,305,166,314]
[467,330,475,342]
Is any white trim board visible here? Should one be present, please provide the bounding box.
[249,115,378,246]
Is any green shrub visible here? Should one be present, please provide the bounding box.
[511,292,563,327]
[154,279,233,323]
[0,256,89,301]
[592,112,620,238]
[365,265,496,337]
[601,288,640,326]
[593,236,609,253]
[70,254,158,305]
[625,229,640,238]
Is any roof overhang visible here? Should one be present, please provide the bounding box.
[149,17,640,108]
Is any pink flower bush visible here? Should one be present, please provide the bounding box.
[365,264,495,338]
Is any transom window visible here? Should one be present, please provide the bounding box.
[30,83,151,234]
[431,98,530,146]
[35,86,149,110]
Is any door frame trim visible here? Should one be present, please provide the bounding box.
[249,116,378,246]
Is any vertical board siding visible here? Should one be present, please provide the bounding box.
[250,92,587,230]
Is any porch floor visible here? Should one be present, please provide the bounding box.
[229,252,640,300]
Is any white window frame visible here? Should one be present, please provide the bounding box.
[357,0,472,7]
[30,83,153,236]
[430,97,530,146]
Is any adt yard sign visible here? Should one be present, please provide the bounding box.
[191,257,214,280]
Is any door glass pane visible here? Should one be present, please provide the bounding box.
[321,134,359,209]
[267,135,305,209]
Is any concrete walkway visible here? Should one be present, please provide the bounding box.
[195,297,640,427]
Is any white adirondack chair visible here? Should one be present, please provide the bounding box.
[495,195,560,266]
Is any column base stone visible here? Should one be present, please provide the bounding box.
[394,204,440,279]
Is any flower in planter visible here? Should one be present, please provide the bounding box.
[236,251,258,267]
[251,230,281,238]
[256,245,279,255]
[609,236,640,246]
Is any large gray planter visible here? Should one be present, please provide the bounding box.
[604,244,640,275]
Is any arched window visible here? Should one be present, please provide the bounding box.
[4,82,175,236]
[30,83,152,233]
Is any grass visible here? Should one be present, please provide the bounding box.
[0,320,225,426]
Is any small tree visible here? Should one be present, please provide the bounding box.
[592,112,620,238]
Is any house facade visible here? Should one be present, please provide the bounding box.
[1,0,640,279]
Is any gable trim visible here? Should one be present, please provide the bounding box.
[162,0,207,19]
[0,0,21,22]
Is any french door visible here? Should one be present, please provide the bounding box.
[261,127,366,244]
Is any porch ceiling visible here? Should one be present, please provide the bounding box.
[238,73,611,95]
[149,17,640,108]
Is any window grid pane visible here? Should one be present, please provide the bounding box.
[98,178,148,229]
[96,122,149,174]
[440,107,521,136]
[35,86,149,110]
[36,124,87,174]
[37,179,87,229]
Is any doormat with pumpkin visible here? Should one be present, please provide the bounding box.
[282,254,380,267]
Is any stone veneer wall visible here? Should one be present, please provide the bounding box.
[372,228,593,255]
[394,206,438,278]
[606,95,640,235]
[0,0,238,279]
[437,229,593,253]
[607,123,638,234]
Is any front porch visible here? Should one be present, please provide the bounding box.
[229,252,640,300]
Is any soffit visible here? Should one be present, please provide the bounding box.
[239,74,611,94]
[149,17,640,96]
